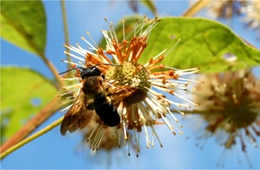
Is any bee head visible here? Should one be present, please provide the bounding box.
[80,66,101,79]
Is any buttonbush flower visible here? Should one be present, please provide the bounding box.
[60,17,198,156]
[241,0,260,29]
[193,70,260,162]
[189,0,247,19]
[207,0,247,18]
[81,121,138,156]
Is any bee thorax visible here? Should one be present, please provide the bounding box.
[82,76,103,97]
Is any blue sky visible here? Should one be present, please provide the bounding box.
[1,0,260,169]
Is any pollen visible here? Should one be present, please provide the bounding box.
[106,62,151,90]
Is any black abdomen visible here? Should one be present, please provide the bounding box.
[94,94,120,126]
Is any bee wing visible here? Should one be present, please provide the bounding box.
[60,90,94,135]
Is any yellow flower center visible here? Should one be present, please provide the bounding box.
[106,62,151,90]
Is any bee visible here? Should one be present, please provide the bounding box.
[60,65,120,135]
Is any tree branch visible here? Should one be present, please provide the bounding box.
[41,56,64,89]
[0,96,65,154]
[170,109,224,116]
[60,0,72,72]
[182,0,209,17]
[0,117,64,160]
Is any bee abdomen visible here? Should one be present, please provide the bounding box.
[94,94,120,127]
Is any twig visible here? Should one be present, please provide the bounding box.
[182,0,209,17]
[0,117,64,160]
[170,109,223,116]
[0,96,65,154]
[60,0,71,72]
[41,55,64,89]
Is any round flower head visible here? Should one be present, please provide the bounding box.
[241,0,260,29]
[81,119,138,156]
[193,70,260,165]
[189,0,247,19]
[60,17,198,156]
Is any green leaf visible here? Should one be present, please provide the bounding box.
[0,1,46,57]
[140,0,157,16]
[100,16,260,72]
[0,67,57,142]
[140,17,260,72]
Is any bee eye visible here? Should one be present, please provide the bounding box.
[91,66,101,76]
[91,66,98,71]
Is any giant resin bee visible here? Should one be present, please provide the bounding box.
[60,65,120,135]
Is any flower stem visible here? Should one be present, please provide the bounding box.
[60,0,71,71]
[41,55,64,89]
[0,117,64,160]
[0,97,65,154]
[182,0,209,17]
[170,109,223,116]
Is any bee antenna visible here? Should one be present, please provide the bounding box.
[59,67,85,75]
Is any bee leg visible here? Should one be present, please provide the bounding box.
[86,103,95,110]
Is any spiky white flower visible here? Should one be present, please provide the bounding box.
[241,0,260,29]
[193,70,260,167]
[60,17,198,156]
